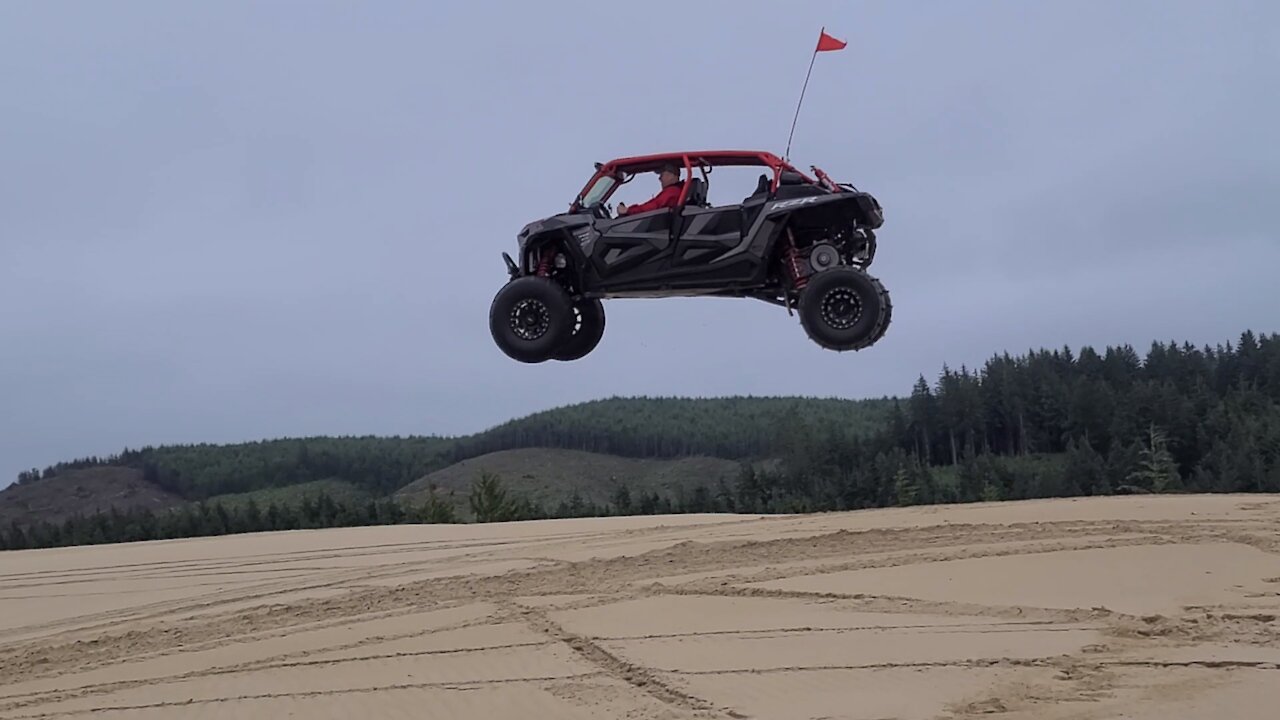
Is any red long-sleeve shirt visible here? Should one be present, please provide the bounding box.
[620,182,683,216]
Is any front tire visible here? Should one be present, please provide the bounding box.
[489,276,575,363]
[797,267,891,351]
[553,298,605,361]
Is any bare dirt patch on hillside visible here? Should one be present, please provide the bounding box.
[394,447,742,514]
[0,468,183,529]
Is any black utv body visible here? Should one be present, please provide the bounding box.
[489,150,891,362]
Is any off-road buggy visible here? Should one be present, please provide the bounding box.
[489,150,890,362]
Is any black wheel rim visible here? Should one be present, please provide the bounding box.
[510,298,550,341]
[820,287,863,330]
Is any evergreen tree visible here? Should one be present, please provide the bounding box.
[1128,424,1183,493]
[1064,437,1109,496]
[417,486,458,523]
[469,471,517,522]
[893,466,919,506]
[611,482,633,514]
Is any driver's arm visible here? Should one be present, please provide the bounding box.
[619,185,680,216]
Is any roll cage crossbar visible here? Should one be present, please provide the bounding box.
[570,150,823,212]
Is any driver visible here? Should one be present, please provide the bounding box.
[617,163,683,216]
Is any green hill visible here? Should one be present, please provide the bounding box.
[2,394,889,540]
[205,478,375,514]
[395,447,750,520]
[0,466,185,529]
[6,329,1280,551]
[17,395,890,502]
[442,395,896,461]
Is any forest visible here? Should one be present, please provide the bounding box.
[4,329,1279,551]
[12,396,893,499]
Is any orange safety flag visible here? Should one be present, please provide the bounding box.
[816,29,846,52]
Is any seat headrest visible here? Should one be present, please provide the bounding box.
[684,177,707,206]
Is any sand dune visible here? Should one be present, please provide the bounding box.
[2,495,1279,719]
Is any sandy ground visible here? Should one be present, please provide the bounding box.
[1,495,1279,719]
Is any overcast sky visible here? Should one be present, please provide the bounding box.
[2,0,1277,484]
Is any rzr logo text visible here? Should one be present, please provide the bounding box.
[771,197,820,210]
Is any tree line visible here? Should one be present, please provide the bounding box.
[892,331,1280,490]
[14,397,891,499]
[5,329,1279,551]
[1,489,460,551]
[442,396,894,462]
[0,474,727,550]
[729,331,1280,513]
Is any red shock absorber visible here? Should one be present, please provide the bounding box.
[535,247,553,277]
[783,228,808,290]
[811,165,840,192]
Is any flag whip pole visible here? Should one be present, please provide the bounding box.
[784,27,822,162]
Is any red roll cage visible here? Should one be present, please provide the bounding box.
[571,150,822,211]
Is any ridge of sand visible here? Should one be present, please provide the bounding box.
[1,494,1278,719]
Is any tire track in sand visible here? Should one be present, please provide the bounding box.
[509,601,739,719]
[1,514,1259,682]
[2,497,1277,720]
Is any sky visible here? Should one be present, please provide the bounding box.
[2,0,1277,484]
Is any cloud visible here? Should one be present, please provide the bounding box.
[1,0,1276,482]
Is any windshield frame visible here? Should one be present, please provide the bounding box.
[577,174,618,209]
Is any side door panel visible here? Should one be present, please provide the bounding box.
[672,208,741,266]
[587,208,677,286]
[667,205,760,285]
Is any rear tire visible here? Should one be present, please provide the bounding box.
[797,266,891,351]
[552,298,605,361]
[489,276,575,363]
